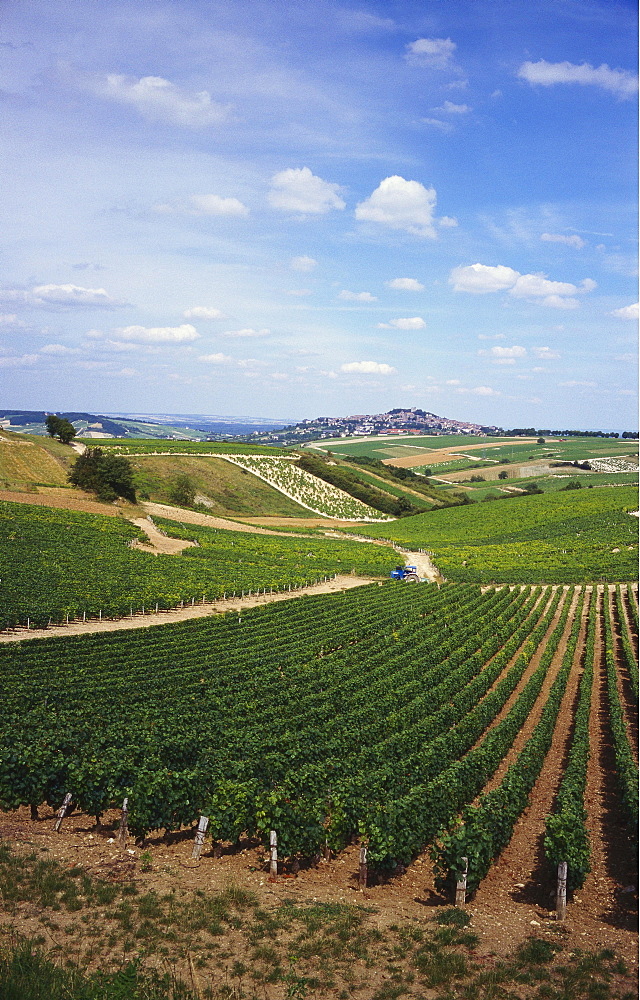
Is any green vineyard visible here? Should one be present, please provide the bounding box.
[1,579,637,895]
[0,502,391,629]
[350,486,639,583]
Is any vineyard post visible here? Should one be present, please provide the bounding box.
[118,797,129,847]
[556,861,568,920]
[455,857,468,907]
[358,844,368,890]
[191,815,209,860]
[269,830,278,877]
[53,792,72,832]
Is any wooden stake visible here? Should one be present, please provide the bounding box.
[358,844,368,889]
[118,797,129,847]
[53,792,72,832]
[269,830,278,877]
[455,856,468,907]
[191,815,209,860]
[556,861,567,920]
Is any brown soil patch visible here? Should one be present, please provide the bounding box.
[380,437,541,469]
[0,487,123,517]
[129,517,198,555]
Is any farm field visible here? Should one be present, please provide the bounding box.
[0,500,392,629]
[88,438,291,455]
[0,579,637,993]
[348,486,639,583]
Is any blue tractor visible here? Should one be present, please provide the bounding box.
[390,564,420,583]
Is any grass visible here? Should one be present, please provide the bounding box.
[0,843,634,999]
[0,432,72,490]
[131,455,311,517]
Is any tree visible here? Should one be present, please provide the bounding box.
[68,448,136,503]
[169,474,196,507]
[45,414,77,445]
[536,437,545,445]
[498,470,508,480]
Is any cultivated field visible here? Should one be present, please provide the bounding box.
[0,446,637,998]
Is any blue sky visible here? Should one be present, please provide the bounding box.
[0,0,637,428]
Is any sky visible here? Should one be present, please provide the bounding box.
[0,0,637,429]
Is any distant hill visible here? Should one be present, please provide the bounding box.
[0,410,291,441]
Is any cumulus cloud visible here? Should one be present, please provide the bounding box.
[0,353,39,367]
[438,216,458,228]
[540,233,586,248]
[183,307,224,320]
[108,323,199,343]
[611,302,639,320]
[268,167,345,214]
[0,284,122,309]
[290,255,318,272]
[189,195,249,217]
[533,346,560,360]
[378,316,426,330]
[491,345,526,359]
[405,37,457,69]
[222,327,271,338]
[40,343,80,354]
[0,313,25,328]
[341,361,396,374]
[386,278,424,291]
[559,379,596,387]
[420,118,453,132]
[355,176,438,237]
[449,263,520,293]
[449,262,595,308]
[96,73,228,126]
[198,352,232,363]
[517,59,638,99]
[338,290,377,301]
[436,100,471,113]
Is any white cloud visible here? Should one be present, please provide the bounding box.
[0,284,121,309]
[437,100,471,113]
[338,290,377,301]
[189,195,249,217]
[290,255,318,272]
[222,327,271,338]
[491,345,527,359]
[110,323,199,343]
[355,176,438,237]
[183,306,224,320]
[446,379,461,385]
[198,352,231,363]
[419,118,453,132]
[117,367,138,377]
[509,273,578,299]
[40,343,80,354]
[96,73,228,126]
[268,167,345,214]
[517,59,638,99]
[533,346,560,360]
[450,263,595,308]
[478,333,506,340]
[0,353,39,367]
[386,278,424,291]
[270,372,288,380]
[540,233,586,248]
[286,289,312,296]
[559,380,596,387]
[539,294,579,309]
[472,385,498,395]
[438,216,458,228]
[341,361,396,374]
[611,302,639,320]
[378,316,426,330]
[449,263,520,293]
[405,37,457,69]
[0,313,24,327]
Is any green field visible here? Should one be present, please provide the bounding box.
[0,502,391,628]
[310,434,505,457]
[348,486,639,583]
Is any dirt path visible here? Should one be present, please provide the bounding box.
[140,501,304,535]
[0,575,379,645]
[129,517,198,555]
